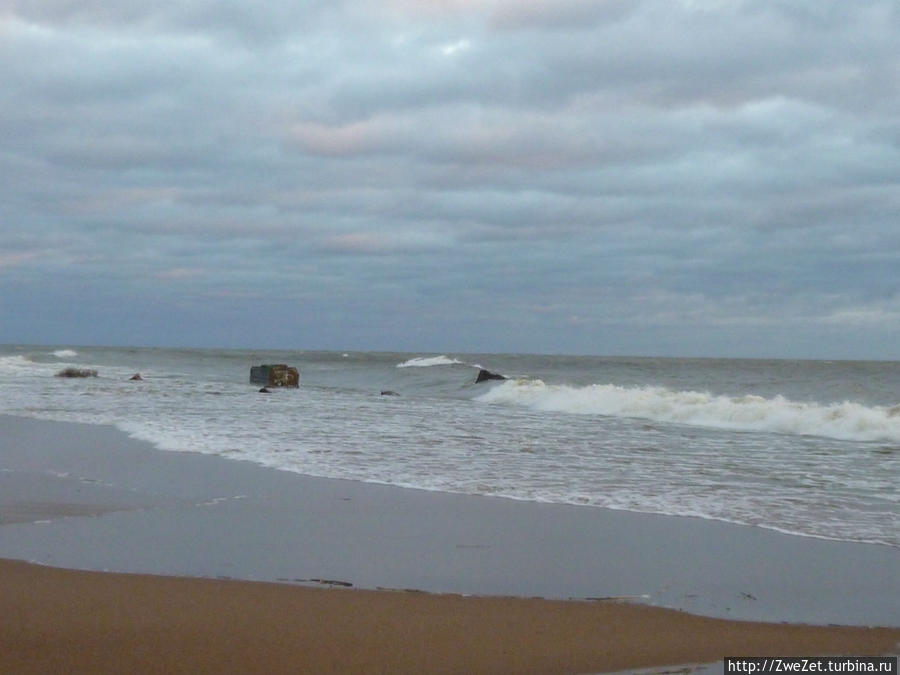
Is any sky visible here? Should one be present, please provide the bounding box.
[1,0,898,359]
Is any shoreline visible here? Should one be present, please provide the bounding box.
[1,414,897,625]
[1,413,899,672]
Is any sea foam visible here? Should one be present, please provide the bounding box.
[475,379,900,443]
[396,355,465,368]
[0,355,38,375]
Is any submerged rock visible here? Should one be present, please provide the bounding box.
[129,373,143,381]
[380,390,400,396]
[55,368,98,378]
[474,368,506,384]
[258,387,271,393]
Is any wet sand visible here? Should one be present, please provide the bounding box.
[2,558,898,675]
[1,415,898,673]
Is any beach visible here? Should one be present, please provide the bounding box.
[1,414,898,673]
[4,559,899,675]
[6,0,900,666]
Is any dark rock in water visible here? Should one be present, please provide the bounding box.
[249,364,299,388]
[129,373,143,381]
[258,387,271,393]
[55,368,98,378]
[475,368,506,384]
[380,390,400,396]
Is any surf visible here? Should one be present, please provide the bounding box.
[474,379,900,444]
[396,355,468,368]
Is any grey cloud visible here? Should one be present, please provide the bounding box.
[307,1,895,122]
[488,0,638,30]
[6,0,341,44]
[1,0,898,356]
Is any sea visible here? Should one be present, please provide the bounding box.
[1,345,897,549]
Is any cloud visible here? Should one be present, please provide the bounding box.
[0,0,898,356]
[154,267,205,280]
[287,118,400,157]
[316,229,451,255]
[489,0,637,30]
[438,38,471,56]
[0,251,40,268]
[821,299,900,327]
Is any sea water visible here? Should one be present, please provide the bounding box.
[0,345,897,548]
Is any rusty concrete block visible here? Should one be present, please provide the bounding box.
[249,364,299,388]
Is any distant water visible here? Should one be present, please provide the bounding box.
[1,345,897,548]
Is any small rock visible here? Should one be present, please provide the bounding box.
[55,368,97,378]
[475,368,506,383]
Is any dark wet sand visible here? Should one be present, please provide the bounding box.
[1,415,898,673]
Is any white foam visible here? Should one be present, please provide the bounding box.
[396,355,464,368]
[53,349,78,358]
[0,355,43,375]
[2,347,895,549]
[475,379,900,443]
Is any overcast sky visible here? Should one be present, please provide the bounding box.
[1,0,898,358]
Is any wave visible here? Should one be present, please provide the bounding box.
[396,355,467,368]
[0,355,38,375]
[475,379,900,443]
[0,351,80,376]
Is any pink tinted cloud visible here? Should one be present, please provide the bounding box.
[0,251,40,268]
[155,267,204,280]
[288,118,396,157]
[321,233,384,253]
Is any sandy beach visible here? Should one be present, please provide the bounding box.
[3,558,898,675]
[1,415,898,673]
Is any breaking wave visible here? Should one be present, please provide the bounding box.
[53,349,78,358]
[0,355,38,375]
[396,355,467,368]
[475,379,900,443]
